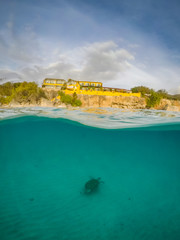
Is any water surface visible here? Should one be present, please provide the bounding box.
[0,110,180,240]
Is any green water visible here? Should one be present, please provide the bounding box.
[0,116,180,240]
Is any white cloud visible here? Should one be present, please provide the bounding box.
[0,21,45,66]
[0,36,180,93]
[0,69,22,83]
[75,41,134,81]
[177,86,180,94]
[0,40,136,85]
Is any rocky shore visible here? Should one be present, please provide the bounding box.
[78,94,146,109]
[1,94,180,112]
[79,94,180,111]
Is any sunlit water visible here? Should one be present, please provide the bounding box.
[0,107,180,240]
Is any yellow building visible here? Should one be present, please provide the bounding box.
[65,79,102,91]
[42,78,141,97]
[78,81,102,87]
[66,79,79,91]
[42,78,66,89]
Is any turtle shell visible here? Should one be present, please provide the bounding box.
[85,178,100,192]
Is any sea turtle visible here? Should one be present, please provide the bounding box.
[84,177,103,194]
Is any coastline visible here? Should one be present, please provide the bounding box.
[1,95,180,112]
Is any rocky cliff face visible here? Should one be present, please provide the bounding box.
[8,98,66,108]
[78,94,180,111]
[3,93,180,112]
[78,94,146,109]
[154,99,180,111]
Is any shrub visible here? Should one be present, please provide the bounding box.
[131,86,153,97]
[0,96,13,105]
[11,82,39,103]
[157,89,169,99]
[72,99,82,106]
[0,82,14,96]
[0,81,47,104]
[146,91,162,108]
[72,92,82,106]
[61,83,67,90]
[170,94,180,100]
[58,91,82,106]
[62,94,73,104]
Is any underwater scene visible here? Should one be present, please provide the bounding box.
[0,107,180,240]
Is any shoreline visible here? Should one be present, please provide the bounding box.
[0,106,179,131]
[1,104,180,112]
[1,96,180,112]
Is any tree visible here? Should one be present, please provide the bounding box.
[11,82,46,103]
[61,83,67,90]
[157,89,169,99]
[0,82,14,96]
[131,86,153,97]
[58,91,82,106]
[0,81,47,105]
[146,91,162,108]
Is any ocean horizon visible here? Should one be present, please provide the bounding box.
[0,108,180,240]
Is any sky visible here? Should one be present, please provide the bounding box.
[0,0,180,93]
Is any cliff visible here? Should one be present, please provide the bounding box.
[77,94,180,111]
[78,94,146,109]
[2,93,180,112]
[154,99,180,111]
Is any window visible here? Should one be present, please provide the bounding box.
[68,80,75,84]
[46,80,56,84]
[57,80,65,84]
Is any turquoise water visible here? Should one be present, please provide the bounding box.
[0,114,180,240]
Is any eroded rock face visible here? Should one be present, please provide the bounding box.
[39,98,54,107]
[78,95,146,109]
[9,100,37,108]
[155,99,180,111]
[2,92,180,111]
[8,98,62,108]
[40,98,67,108]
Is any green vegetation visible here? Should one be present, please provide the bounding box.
[61,83,67,90]
[156,89,169,99]
[12,82,46,104]
[0,81,81,107]
[0,81,46,105]
[58,91,82,106]
[0,81,179,109]
[0,82,17,104]
[172,94,180,101]
[146,91,162,108]
[131,85,180,108]
[131,86,153,97]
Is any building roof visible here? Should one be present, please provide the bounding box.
[78,81,102,84]
[103,87,130,91]
[44,78,66,81]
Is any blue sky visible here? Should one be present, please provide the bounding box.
[0,0,180,93]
